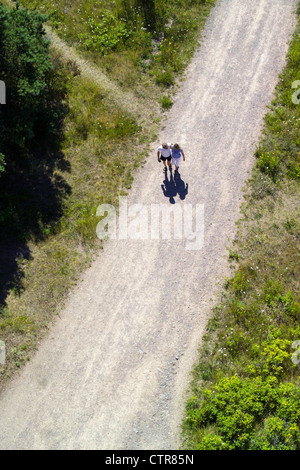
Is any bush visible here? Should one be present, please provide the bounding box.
[256,150,281,181]
[160,95,173,109]
[0,3,54,159]
[0,153,6,174]
[78,11,130,54]
[197,434,229,450]
[0,4,71,234]
[249,417,300,450]
[185,375,300,450]
[154,68,175,87]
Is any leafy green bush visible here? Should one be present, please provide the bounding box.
[78,11,130,54]
[0,153,6,174]
[247,331,295,378]
[160,95,173,109]
[156,38,182,71]
[0,3,58,159]
[0,1,66,166]
[185,374,300,450]
[197,434,229,450]
[154,68,175,87]
[256,150,281,181]
[0,4,72,235]
[249,417,300,450]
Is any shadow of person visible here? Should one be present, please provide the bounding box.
[161,171,177,204]
[161,170,188,203]
[174,171,189,200]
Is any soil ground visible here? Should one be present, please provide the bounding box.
[0,0,297,450]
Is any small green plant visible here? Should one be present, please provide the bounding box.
[256,150,280,181]
[160,95,173,109]
[197,434,229,450]
[228,250,239,261]
[78,11,130,54]
[157,38,181,71]
[226,271,249,298]
[0,153,6,174]
[250,171,275,199]
[154,67,175,87]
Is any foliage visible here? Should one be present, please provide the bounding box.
[78,10,130,54]
[0,3,53,160]
[16,0,215,90]
[160,95,173,109]
[0,4,72,237]
[186,375,300,450]
[0,153,6,173]
[256,149,281,182]
[154,68,175,87]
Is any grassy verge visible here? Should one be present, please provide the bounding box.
[182,5,300,451]
[11,0,213,92]
[0,1,215,385]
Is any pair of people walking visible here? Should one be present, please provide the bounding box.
[157,142,185,172]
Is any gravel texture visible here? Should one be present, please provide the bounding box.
[0,0,297,450]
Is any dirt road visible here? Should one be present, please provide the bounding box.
[0,0,297,450]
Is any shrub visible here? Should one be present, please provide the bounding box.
[78,11,130,54]
[0,152,6,174]
[154,68,175,87]
[160,95,173,109]
[250,171,275,199]
[197,434,229,450]
[249,417,300,450]
[185,375,300,450]
[157,38,181,71]
[0,3,53,155]
[256,150,281,181]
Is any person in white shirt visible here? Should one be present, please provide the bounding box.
[157,142,173,172]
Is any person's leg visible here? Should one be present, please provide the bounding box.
[172,156,181,171]
[161,156,167,171]
[171,156,176,171]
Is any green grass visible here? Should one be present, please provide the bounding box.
[182,6,300,451]
[0,0,215,384]
[10,0,214,89]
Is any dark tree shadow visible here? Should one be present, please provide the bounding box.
[161,170,188,203]
[0,93,71,309]
[0,239,32,306]
[136,0,156,32]
[0,143,71,307]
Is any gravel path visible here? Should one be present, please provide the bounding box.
[0,0,297,450]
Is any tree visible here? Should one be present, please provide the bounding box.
[0,3,52,171]
[0,3,70,240]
